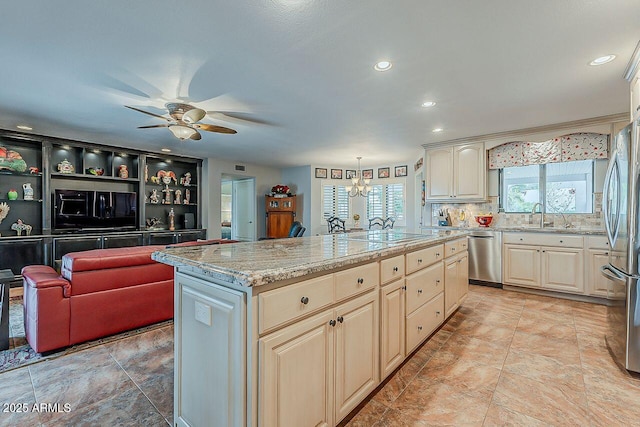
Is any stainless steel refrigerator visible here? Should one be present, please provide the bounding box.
[602,119,640,373]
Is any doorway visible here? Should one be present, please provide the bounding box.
[221,175,256,241]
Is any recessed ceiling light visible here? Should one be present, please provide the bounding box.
[16,125,32,131]
[422,101,436,108]
[432,128,443,133]
[374,61,392,72]
[161,148,171,153]
[589,55,616,66]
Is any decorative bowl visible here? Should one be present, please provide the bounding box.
[474,215,493,227]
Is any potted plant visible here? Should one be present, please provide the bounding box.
[271,184,291,198]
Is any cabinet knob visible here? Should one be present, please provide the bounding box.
[436,311,441,315]
[542,250,546,253]
[435,252,440,257]
[417,326,423,331]
[393,266,399,272]
[559,240,563,243]
[417,259,423,263]
[401,285,407,290]
[605,252,609,255]
[357,277,364,285]
[300,296,309,305]
[329,320,336,327]
[337,316,344,323]
[520,238,523,241]
[417,289,423,294]
[537,250,540,252]
[436,279,440,284]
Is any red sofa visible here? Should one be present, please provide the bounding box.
[21,239,235,353]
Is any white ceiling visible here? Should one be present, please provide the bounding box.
[0,1,638,168]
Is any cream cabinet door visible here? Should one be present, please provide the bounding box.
[588,250,612,297]
[503,244,541,288]
[380,279,405,380]
[444,257,459,317]
[454,143,486,200]
[259,310,334,427]
[425,147,453,200]
[334,291,380,423]
[541,247,584,293]
[457,253,469,304]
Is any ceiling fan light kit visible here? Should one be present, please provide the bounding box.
[125,103,237,141]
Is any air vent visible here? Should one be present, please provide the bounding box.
[235,165,246,171]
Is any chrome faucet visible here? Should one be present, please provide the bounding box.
[531,202,544,228]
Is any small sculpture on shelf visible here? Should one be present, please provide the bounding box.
[149,189,160,204]
[150,175,160,185]
[144,164,149,182]
[85,167,104,176]
[23,183,33,200]
[183,189,191,205]
[7,189,18,200]
[174,189,182,204]
[157,170,177,185]
[0,147,27,172]
[57,159,74,174]
[180,172,192,186]
[270,184,291,198]
[0,202,10,236]
[145,217,162,229]
[118,165,129,179]
[28,166,39,174]
[162,185,172,204]
[168,208,175,231]
[11,219,32,236]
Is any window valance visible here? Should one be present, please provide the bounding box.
[488,133,608,169]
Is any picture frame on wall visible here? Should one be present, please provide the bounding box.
[378,167,390,178]
[395,165,408,177]
[331,169,343,179]
[414,157,423,171]
[362,169,373,180]
[315,168,327,178]
[345,169,356,179]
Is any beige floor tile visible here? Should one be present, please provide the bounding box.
[482,403,549,426]
[342,398,388,427]
[509,330,581,365]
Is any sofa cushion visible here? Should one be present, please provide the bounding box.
[61,245,166,274]
[65,262,173,296]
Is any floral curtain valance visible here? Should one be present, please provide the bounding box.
[488,133,608,169]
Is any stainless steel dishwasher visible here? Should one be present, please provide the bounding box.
[468,230,502,286]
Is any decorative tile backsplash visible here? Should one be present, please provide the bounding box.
[429,193,603,229]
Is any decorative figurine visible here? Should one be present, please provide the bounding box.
[150,175,160,185]
[0,202,9,224]
[11,219,32,236]
[180,172,192,186]
[162,185,172,204]
[145,217,161,229]
[168,208,175,231]
[7,189,18,200]
[57,159,74,174]
[150,189,160,204]
[28,166,39,174]
[0,147,27,172]
[144,164,149,183]
[183,189,191,205]
[22,183,34,200]
[174,189,182,204]
[118,164,129,179]
[85,167,104,176]
[157,170,177,185]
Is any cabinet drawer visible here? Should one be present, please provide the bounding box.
[503,232,583,248]
[380,255,405,285]
[445,238,467,258]
[405,262,443,315]
[406,244,443,274]
[406,292,444,354]
[335,263,379,301]
[586,235,610,250]
[258,275,334,334]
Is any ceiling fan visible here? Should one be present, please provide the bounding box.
[125,103,238,141]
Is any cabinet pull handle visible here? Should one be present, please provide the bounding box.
[417,326,423,331]
[417,259,423,263]
[435,252,440,257]
[542,250,545,253]
[436,279,440,284]
[337,316,344,323]
[417,289,423,294]
[329,320,336,327]
[357,277,364,285]
[301,296,309,305]
[401,285,407,290]
[393,266,399,272]
[605,252,609,255]
[436,311,441,315]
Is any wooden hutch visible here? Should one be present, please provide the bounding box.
[265,195,296,238]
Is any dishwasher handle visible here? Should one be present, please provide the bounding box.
[469,235,495,239]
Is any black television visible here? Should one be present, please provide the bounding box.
[53,189,137,232]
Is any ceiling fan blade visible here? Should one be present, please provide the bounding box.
[206,111,274,126]
[189,130,202,140]
[137,124,169,129]
[194,123,237,134]
[125,105,170,121]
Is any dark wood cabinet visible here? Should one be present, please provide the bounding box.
[265,196,296,238]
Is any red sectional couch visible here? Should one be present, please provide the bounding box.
[21,239,235,353]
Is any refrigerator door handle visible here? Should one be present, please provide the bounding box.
[600,264,626,283]
[603,153,618,247]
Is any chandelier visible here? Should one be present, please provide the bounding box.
[346,157,371,197]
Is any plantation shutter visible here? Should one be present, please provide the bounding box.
[323,185,349,220]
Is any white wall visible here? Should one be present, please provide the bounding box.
[282,166,312,235]
[203,158,282,239]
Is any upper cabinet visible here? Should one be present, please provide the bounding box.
[51,143,139,181]
[425,142,486,202]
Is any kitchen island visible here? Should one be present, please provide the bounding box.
[153,229,469,427]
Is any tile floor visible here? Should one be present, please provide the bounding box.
[1,285,639,426]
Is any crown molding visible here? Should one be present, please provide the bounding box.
[422,113,629,148]
[624,40,640,81]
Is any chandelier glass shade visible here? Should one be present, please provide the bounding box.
[346,156,371,197]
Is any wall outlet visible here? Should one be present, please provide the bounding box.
[194,300,212,326]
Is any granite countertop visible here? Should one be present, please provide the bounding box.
[152,229,469,288]
[421,225,605,235]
